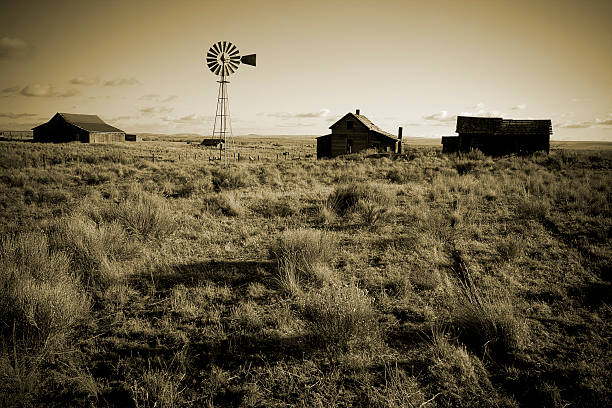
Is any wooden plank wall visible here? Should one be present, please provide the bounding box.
[89,132,126,143]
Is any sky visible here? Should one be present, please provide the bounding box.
[0,0,611,140]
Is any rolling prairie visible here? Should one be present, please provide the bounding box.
[0,136,610,407]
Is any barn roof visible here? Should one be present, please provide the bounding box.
[498,119,552,135]
[456,116,552,135]
[456,116,503,134]
[33,113,125,133]
[330,112,397,140]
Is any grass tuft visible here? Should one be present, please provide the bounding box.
[297,283,380,357]
[270,228,336,294]
[327,182,395,216]
[0,233,89,354]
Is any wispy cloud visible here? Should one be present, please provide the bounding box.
[1,85,21,96]
[106,115,137,122]
[512,104,527,110]
[0,37,31,59]
[20,84,79,98]
[103,77,140,86]
[139,94,177,102]
[0,112,38,119]
[69,76,99,85]
[558,114,612,129]
[424,105,503,125]
[423,110,456,122]
[140,106,173,115]
[161,114,211,124]
[263,109,330,119]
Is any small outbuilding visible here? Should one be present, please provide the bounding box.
[33,113,126,143]
[442,116,552,155]
[317,109,401,159]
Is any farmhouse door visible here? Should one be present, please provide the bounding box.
[347,139,353,154]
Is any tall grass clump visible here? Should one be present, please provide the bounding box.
[270,228,336,294]
[0,233,89,354]
[428,329,498,407]
[327,182,395,216]
[297,283,379,357]
[211,167,254,191]
[47,216,138,291]
[203,191,246,217]
[448,269,528,360]
[112,191,175,239]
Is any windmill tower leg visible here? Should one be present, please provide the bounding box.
[212,72,234,163]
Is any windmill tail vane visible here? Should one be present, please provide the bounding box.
[203,41,256,161]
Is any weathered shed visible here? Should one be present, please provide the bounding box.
[317,109,400,159]
[32,113,125,143]
[442,116,552,155]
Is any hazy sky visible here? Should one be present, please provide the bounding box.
[1,0,611,140]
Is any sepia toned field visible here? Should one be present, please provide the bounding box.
[0,137,610,407]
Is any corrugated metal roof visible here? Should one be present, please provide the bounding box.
[330,113,398,140]
[456,116,552,135]
[58,113,124,133]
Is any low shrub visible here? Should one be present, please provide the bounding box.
[297,283,379,356]
[449,276,528,360]
[47,216,138,291]
[211,167,254,191]
[115,191,175,239]
[327,182,395,216]
[204,191,245,217]
[270,228,336,294]
[0,233,89,354]
[251,194,297,218]
[364,362,426,408]
[428,330,499,407]
[516,196,550,221]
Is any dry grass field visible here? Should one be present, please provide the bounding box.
[0,136,610,407]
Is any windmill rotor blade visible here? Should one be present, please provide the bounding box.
[223,41,228,53]
[227,64,236,75]
[209,63,219,74]
[228,44,238,55]
[217,41,223,54]
[228,61,239,70]
[240,54,256,67]
[230,54,240,61]
[207,51,217,59]
[212,43,220,54]
[207,60,217,68]
[214,64,222,75]
[206,57,217,64]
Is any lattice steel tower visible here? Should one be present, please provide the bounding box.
[204,41,256,160]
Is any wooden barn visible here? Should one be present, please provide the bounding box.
[33,113,126,143]
[317,109,401,159]
[442,116,552,155]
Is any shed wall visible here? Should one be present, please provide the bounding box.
[88,132,125,143]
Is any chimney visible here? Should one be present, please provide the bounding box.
[397,127,403,154]
[355,109,360,115]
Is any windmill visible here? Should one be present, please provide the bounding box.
[203,41,256,160]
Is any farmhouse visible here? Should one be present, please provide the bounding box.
[33,113,126,143]
[317,109,401,159]
[442,116,552,155]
